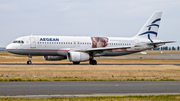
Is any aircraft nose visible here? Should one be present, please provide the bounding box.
[6,44,13,51]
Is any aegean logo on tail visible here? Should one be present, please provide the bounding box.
[139,18,161,42]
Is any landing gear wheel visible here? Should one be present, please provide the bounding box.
[92,60,97,65]
[27,61,32,65]
[73,62,80,64]
[89,61,92,64]
[27,55,32,65]
[90,60,97,65]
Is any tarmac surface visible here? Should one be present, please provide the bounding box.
[1,63,180,66]
[0,81,180,98]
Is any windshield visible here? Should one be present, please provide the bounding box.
[13,40,24,44]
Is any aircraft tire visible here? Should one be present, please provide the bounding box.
[91,60,97,65]
[73,62,80,64]
[89,60,92,64]
[27,61,32,65]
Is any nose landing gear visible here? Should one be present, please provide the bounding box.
[27,61,32,64]
[27,55,32,65]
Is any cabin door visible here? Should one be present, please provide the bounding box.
[30,37,36,48]
[73,41,76,47]
[77,41,80,47]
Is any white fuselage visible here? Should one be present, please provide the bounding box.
[6,35,157,57]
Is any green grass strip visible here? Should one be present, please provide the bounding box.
[0,77,179,81]
[1,95,180,101]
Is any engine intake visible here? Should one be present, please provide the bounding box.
[67,52,90,62]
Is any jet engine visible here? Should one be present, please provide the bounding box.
[67,52,90,62]
[43,56,66,61]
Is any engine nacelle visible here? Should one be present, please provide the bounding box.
[43,56,66,61]
[67,52,90,62]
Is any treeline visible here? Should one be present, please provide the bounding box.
[0,47,6,51]
[150,46,180,50]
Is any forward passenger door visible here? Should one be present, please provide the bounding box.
[30,37,36,48]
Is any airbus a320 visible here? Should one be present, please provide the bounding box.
[6,12,175,65]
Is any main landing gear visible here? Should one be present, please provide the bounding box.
[89,53,97,65]
[73,62,80,64]
[27,55,32,65]
[89,60,97,65]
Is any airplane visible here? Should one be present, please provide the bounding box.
[6,11,175,65]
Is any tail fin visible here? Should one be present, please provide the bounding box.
[134,11,162,43]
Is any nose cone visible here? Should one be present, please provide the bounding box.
[6,44,14,52]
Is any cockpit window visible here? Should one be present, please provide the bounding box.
[13,40,24,44]
[13,41,17,43]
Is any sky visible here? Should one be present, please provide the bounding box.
[0,0,180,47]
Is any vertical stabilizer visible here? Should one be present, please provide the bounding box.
[134,12,162,42]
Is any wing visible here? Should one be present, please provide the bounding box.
[85,46,131,52]
[71,46,132,52]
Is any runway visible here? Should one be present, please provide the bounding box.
[0,81,180,98]
[1,63,180,65]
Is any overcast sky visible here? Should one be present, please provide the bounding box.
[0,0,180,47]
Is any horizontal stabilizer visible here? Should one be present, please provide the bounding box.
[147,41,175,45]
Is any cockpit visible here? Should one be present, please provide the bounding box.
[13,40,24,44]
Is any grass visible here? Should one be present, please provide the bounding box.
[0,77,177,81]
[0,65,180,81]
[1,51,180,81]
[1,95,180,101]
